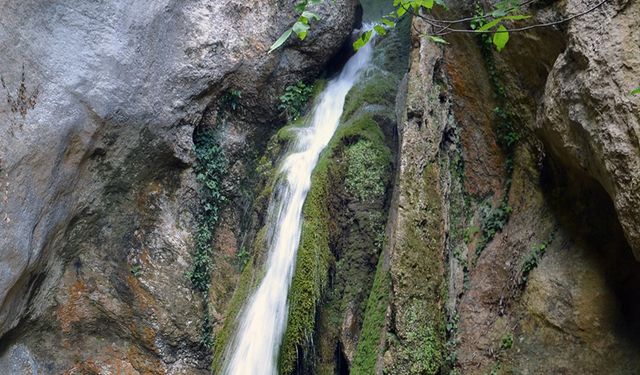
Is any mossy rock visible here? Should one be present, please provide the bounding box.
[351,253,391,374]
[278,154,332,374]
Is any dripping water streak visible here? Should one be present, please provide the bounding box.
[222,37,374,375]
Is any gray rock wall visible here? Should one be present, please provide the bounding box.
[535,0,640,259]
[0,0,356,373]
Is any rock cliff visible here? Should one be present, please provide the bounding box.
[1,0,638,374]
[0,0,356,373]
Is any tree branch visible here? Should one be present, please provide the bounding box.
[408,0,611,36]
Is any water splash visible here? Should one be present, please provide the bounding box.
[222,36,374,375]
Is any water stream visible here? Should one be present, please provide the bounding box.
[222,34,374,375]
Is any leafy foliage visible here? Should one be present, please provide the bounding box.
[268,0,322,53]
[220,89,242,112]
[236,246,250,269]
[279,81,313,121]
[188,128,227,349]
[130,263,142,277]
[475,201,511,260]
[500,333,514,350]
[269,0,531,53]
[189,129,227,294]
[632,86,640,95]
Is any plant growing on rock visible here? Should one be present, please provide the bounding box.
[279,81,313,121]
[188,127,227,349]
[345,139,389,202]
[269,0,609,53]
[632,86,640,95]
[519,229,557,287]
[189,129,227,293]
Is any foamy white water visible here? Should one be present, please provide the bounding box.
[222,37,373,375]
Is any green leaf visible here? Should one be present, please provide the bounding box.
[421,0,435,9]
[382,18,396,27]
[397,6,407,17]
[631,87,640,95]
[292,21,310,40]
[353,30,373,51]
[479,15,530,32]
[427,35,449,44]
[295,1,307,12]
[478,18,501,32]
[374,25,387,36]
[301,11,320,21]
[435,0,447,8]
[268,28,293,53]
[492,9,507,17]
[492,25,509,51]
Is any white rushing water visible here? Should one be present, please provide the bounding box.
[222,36,374,375]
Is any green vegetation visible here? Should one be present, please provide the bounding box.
[342,72,396,120]
[212,252,260,367]
[188,89,239,350]
[279,81,314,121]
[500,333,514,350]
[488,363,501,375]
[395,305,444,375]
[220,89,242,112]
[632,86,640,95]
[279,114,392,373]
[235,246,250,269]
[519,228,557,287]
[484,331,515,375]
[444,313,461,374]
[279,155,332,374]
[189,129,227,294]
[270,0,544,53]
[130,263,142,277]
[351,254,391,374]
[475,200,511,261]
[471,21,523,263]
[345,139,390,202]
[189,128,227,349]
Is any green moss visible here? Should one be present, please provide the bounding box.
[345,139,391,202]
[342,71,396,120]
[387,163,446,374]
[275,115,308,144]
[277,90,395,375]
[211,252,261,369]
[279,156,332,374]
[351,254,390,374]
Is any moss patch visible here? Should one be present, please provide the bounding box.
[278,152,332,374]
[342,70,396,121]
[386,162,447,374]
[278,81,396,375]
[211,254,259,368]
[345,139,390,202]
[351,253,390,374]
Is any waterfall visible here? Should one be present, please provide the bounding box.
[222,34,374,375]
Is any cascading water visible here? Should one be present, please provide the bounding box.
[222,33,374,375]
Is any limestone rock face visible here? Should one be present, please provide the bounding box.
[0,0,356,373]
[384,0,640,373]
[536,0,640,259]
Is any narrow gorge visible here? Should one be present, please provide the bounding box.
[0,0,638,374]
